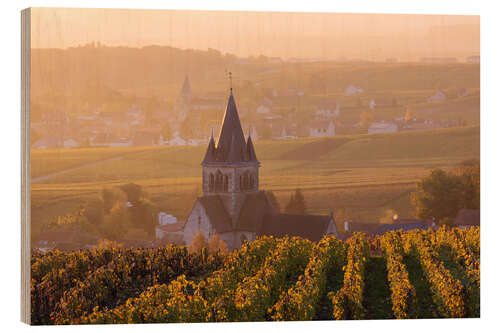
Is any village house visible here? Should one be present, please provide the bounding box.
[155,221,185,241]
[168,133,187,146]
[315,101,340,118]
[155,210,183,242]
[271,122,298,140]
[368,121,398,134]
[62,137,80,148]
[309,120,335,137]
[369,98,395,109]
[401,118,441,131]
[427,90,447,102]
[182,90,338,249]
[344,85,364,96]
[158,212,178,225]
[256,97,274,114]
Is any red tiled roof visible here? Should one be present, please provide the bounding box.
[156,222,185,233]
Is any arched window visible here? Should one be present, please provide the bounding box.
[241,171,251,190]
[209,173,215,191]
[224,175,229,192]
[249,175,255,188]
[215,170,223,192]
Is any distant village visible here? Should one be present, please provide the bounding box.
[32,84,480,252]
[31,72,478,150]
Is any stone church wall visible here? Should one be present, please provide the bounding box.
[183,201,214,246]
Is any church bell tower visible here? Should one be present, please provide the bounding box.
[200,90,260,223]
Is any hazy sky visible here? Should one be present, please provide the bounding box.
[31,8,479,61]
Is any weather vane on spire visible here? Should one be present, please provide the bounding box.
[225,69,233,92]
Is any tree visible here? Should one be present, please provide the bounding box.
[455,159,480,209]
[411,169,464,223]
[123,228,150,240]
[359,111,374,130]
[266,190,281,212]
[82,200,104,226]
[101,203,132,239]
[189,231,207,253]
[120,183,143,204]
[101,188,126,214]
[285,189,307,214]
[405,105,416,122]
[96,238,122,250]
[128,198,157,237]
[208,234,228,254]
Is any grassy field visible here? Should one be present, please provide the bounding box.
[31,125,479,239]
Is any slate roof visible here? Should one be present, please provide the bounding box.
[236,191,275,232]
[258,213,334,242]
[345,222,382,234]
[246,136,258,162]
[202,135,216,163]
[198,195,234,233]
[374,221,432,235]
[202,91,259,165]
[454,209,480,226]
[216,92,247,160]
[190,191,336,242]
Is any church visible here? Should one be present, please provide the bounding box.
[183,89,338,249]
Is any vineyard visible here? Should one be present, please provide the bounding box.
[31,227,480,325]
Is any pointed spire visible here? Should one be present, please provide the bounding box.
[202,134,216,164]
[216,91,247,161]
[247,135,258,162]
[202,90,259,165]
[227,133,242,163]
